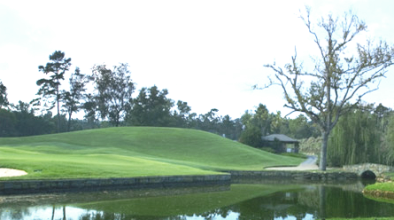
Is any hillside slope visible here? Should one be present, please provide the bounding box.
[0,127,303,179]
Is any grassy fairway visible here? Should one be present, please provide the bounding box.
[0,127,303,179]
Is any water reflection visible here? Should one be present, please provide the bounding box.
[1,182,394,220]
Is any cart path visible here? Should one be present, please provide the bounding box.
[265,155,319,171]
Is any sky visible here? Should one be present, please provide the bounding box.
[1,0,394,119]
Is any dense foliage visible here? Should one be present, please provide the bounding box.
[328,105,381,166]
[88,64,134,127]
[239,104,319,149]
[298,104,394,166]
[0,80,8,108]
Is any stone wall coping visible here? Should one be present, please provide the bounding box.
[0,174,231,195]
[0,174,231,183]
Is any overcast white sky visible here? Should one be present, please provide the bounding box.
[1,0,394,119]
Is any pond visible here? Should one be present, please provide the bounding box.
[1,181,394,220]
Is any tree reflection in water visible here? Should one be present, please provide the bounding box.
[2,183,394,220]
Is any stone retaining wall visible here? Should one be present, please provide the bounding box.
[0,174,231,195]
[229,171,358,182]
[0,171,360,195]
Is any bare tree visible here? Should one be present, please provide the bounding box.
[265,7,394,170]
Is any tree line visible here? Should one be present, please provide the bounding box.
[0,51,318,143]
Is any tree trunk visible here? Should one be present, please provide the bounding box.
[115,110,120,127]
[319,131,329,171]
[319,185,326,219]
[63,206,66,220]
[67,111,72,132]
[51,205,55,220]
[56,86,61,133]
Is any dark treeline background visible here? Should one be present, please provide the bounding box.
[1,51,394,166]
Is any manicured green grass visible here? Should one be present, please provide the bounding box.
[364,182,394,194]
[363,172,394,197]
[0,127,303,179]
[363,172,394,207]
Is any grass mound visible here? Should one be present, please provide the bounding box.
[0,127,303,179]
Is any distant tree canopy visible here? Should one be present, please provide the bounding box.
[88,63,134,127]
[239,104,318,150]
[0,108,16,136]
[239,104,270,148]
[0,52,245,139]
[172,100,195,128]
[196,108,220,133]
[0,80,9,109]
[62,67,88,131]
[0,102,55,137]
[127,85,173,126]
[288,114,318,139]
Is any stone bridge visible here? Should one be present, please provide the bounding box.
[343,163,394,178]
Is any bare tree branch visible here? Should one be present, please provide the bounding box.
[264,7,394,170]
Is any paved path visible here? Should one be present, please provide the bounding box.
[300,155,318,166]
[266,156,319,171]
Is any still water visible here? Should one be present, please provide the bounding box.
[1,181,394,220]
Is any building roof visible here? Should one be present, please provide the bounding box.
[262,134,299,143]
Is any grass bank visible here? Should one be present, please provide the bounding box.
[0,127,303,180]
[363,172,394,200]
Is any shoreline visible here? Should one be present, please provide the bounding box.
[363,189,394,200]
[0,170,359,195]
[4,165,393,200]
